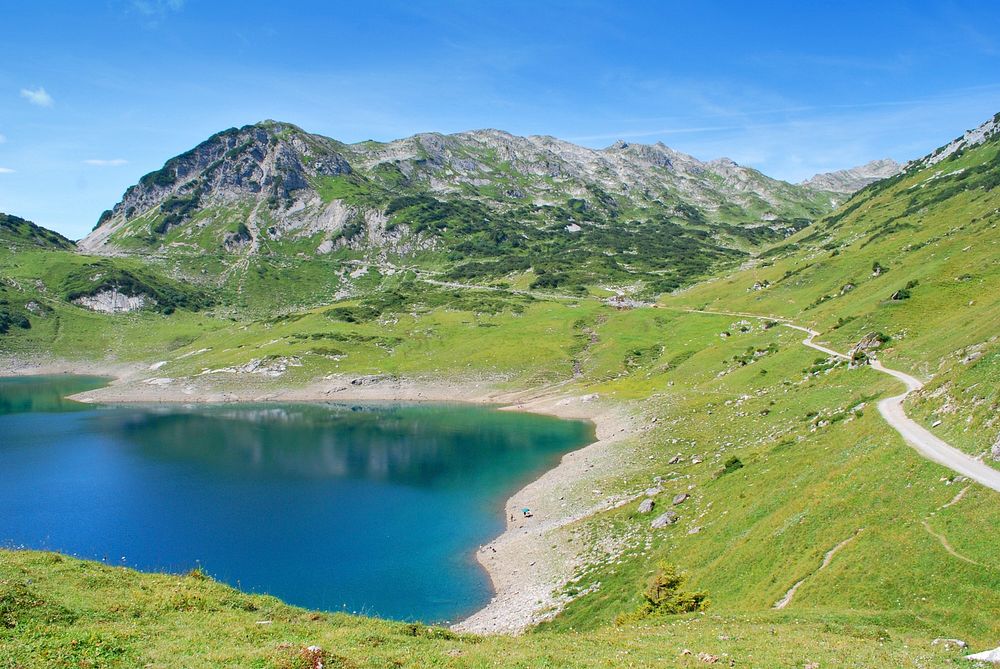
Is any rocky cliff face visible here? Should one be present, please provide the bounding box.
[801,159,903,194]
[911,112,1000,169]
[80,122,354,252]
[80,121,840,259]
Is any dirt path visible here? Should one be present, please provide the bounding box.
[773,531,861,609]
[920,520,982,566]
[785,324,1000,494]
[671,308,1000,493]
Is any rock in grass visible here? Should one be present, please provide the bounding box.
[637,498,655,514]
[965,646,1000,662]
[650,511,678,528]
[672,493,689,505]
[931,638,967,649]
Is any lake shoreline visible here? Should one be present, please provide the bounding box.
[0,358,639,634]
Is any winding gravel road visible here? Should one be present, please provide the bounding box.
[787,324,1000,494]
[673,309,999,492]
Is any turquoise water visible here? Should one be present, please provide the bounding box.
[0,375,593,623]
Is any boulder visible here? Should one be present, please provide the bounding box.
[650,511,678,529]
[350,374,389,386]
[637,498,655,514]
[992,433,1000,462]
[851,332,886,356]
[672,493,689,506]
[849,332,888,367]
[931,638,967,650]
[966,646,1000,663]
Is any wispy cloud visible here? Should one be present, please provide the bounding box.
[131,0,185,13]
[83,158,129,166]
[20,86,54,107]
[569,124,774,143]
[0,167,15,174]
[565,82,1000,182]
[129,0,185,24]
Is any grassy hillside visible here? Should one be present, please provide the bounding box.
[2,116,1000,666]
[667,116,1000,466]
[0,240,219,359]
[0,551,971,668]
[0,213,74,250]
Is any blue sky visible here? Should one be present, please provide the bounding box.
[1,0,999,239]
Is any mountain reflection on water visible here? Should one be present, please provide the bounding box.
[98,402,570,489]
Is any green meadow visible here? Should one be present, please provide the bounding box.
[2,124,1000,666]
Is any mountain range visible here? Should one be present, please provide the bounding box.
[68,123,910,309]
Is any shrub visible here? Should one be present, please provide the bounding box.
[616,563,708,624]
[0,304,31,334]
[325,305,380,323]
[721,456,744,475]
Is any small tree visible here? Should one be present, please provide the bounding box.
[617,563,708,624]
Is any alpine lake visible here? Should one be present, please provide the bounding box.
[0,375,594,623]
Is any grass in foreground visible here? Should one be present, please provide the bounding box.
[0,550,974,668]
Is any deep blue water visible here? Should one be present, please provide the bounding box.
[0,375,593,623]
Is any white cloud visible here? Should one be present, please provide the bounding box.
[83,159,129,166]
[0,167,15,174]
[20,86,54,107]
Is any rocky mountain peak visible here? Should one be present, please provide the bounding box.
[81,122,352,251]
[80,121,842,258]
[801,158,903,194]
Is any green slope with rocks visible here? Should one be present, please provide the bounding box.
[2,114,999,667]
